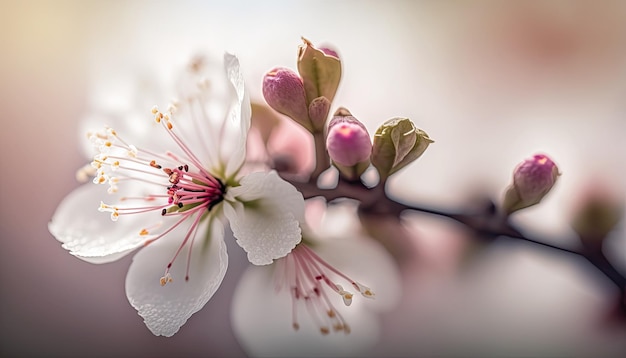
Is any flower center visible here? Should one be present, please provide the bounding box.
[160,164,226,216]
[91,126,226,221]
[88,107,228,286]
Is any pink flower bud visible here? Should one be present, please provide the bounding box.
[503,154,560,214]
[514,154,559,199]
[326,109,372,168]
[262,67,312,131]
[319,47,339,59]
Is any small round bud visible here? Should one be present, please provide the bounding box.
[262,67,312,131]
[503,154,560,214]
[327,114,371,167]
[571,186,624,245]
[326,108,372,180]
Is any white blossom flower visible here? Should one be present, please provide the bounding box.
[231,200,401,357]
[49,53,304,337]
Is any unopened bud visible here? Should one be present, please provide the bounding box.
[571,187,624,244]
[503,154,560,214]
[262,67,312,131]
[308,96,331,131]
[319,47,339,58]
[297,37,341,106]
[326,108,372,180]
[371,117,433,179]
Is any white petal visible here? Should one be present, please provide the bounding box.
[232,264,380,358]
[224,171,304,265]
[125,219,227,337]
[315,201,363,241]
[80,69,168,158]
[228,171,306,222]
[168,54,226,172]
[222,53,252,177]
[48,184,158,264]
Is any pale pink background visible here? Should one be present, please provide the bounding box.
[1,1,626,357]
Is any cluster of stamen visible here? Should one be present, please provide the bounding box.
[86,105,226,287]
[275,244,375,335]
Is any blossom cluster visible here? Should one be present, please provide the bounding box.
[49,38,624,357]
[49,40,390,349]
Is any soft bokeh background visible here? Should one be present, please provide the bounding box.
[2,1,625,356]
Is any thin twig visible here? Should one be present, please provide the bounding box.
[283,173,625,301]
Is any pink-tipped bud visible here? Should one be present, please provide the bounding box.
[319,47,339,58]
[262,67,312,131]
[503,154,560,214]
[326,108,372,180]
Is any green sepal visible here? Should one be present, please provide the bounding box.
[297,38,341,106]
[371,117,433,179]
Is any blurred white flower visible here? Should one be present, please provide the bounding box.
[49,54,305,336]
[232,200,401,357]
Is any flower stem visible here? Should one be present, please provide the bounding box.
[311,131,329,179]
[283,173,625,305]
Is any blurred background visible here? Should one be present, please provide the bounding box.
[1,1,625,356]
